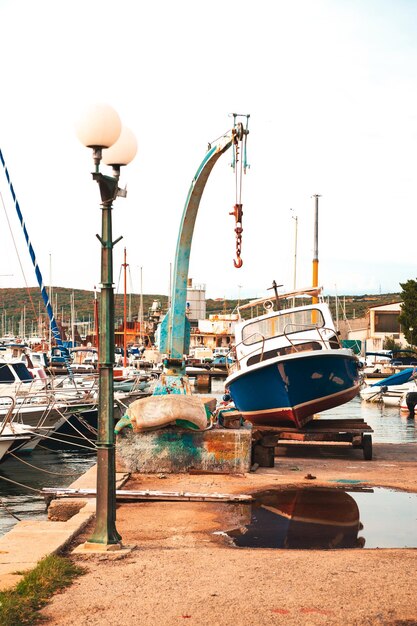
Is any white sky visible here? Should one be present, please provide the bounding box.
[0,0,416,300]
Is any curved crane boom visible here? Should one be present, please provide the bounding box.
[158,123,248,375]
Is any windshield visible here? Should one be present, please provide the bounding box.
[242,308,326,346]
[11,362,32,382]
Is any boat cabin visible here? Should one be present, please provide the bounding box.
[0,360,33,384]
[234,289,340,371]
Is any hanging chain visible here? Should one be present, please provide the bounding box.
[229,117,249,269]
[230,201,243,268]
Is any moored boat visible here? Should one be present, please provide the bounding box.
[225,286,361,428]
[360,367,417,404]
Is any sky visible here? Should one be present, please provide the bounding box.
[0,0,417,301]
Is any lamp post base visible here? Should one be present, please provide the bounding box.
[73,542,133,555]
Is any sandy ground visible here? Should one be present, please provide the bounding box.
[40,443,417,626]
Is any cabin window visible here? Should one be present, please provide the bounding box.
[242,309,326,345]
[246,341,323,366]
[0,364,15,382]
[328,334,341,348]
[11,363,32,381]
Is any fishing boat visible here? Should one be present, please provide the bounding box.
[225,286,361,428]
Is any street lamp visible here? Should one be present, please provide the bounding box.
[76,103,137,549]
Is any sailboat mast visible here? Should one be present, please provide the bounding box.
[122,248,128,368]
[140,266,143,346]
[49,253,52,350]
[93,286,99,350]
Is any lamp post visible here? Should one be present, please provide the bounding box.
[76,104,137,548]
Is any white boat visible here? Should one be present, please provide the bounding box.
[0,362,100,450]
[0,358,47,396]
[360,368,417,403]
[225,286,361,428]
[0,433,30,461]
[0,407,41,460]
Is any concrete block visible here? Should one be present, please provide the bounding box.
[48,498,87,521]
[116,424,252,474]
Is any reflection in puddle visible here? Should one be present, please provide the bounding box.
[224,487,417,549]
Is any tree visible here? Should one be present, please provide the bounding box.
[398,279,417,346]
[383,336,402,352]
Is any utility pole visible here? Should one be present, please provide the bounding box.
[237,284,242,308]
[290,209,298,307]
[312,194,321,305]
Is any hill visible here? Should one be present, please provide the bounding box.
[0,287,401,338]
[0,287,169,338]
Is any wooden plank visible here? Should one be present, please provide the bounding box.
[254,419,373,436]
[277,440,354,447]
[278,432,354,442]
[301,427,372,434]
[304,418,367,430]
[42,488,252,503]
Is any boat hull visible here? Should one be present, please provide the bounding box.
[226,350,360,428]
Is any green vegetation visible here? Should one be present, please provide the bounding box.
[0,554,84,626]
[0,287,169,336]
[0,287,402,337]
[398,279,417,346]
[207,293,401,320]
[383,336,403,352]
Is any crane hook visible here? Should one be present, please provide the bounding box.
[234,257,243,269]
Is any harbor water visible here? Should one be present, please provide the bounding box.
[0,378,416,538]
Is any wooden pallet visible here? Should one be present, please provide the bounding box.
[252,418,374,465]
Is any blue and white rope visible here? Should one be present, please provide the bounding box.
[0,148,74,378]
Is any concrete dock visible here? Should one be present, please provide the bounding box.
[1,443,417,624]
[0,466,129,590]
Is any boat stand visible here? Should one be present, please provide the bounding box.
[251,418,374,467]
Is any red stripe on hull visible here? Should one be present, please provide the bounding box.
[241,385,360,428]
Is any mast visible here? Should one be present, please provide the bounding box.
[49,253,52,351]
[290,209,298,308]
[139,265,143,346]
[93,286,99,350]
[122,248,128,368]
[71,291,76,347]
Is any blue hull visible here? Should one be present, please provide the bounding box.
[226,351,360,428]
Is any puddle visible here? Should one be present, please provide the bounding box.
[222,487,417,549]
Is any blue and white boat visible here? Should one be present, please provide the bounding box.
[225,286,361,428]
[360,367,417,404]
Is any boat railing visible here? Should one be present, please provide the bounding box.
[227,333,266,374]
[283,323,340,351]
[229,324,341,373]
[0,395,16,435]
[0,380,99,428]
[0,390,62,429]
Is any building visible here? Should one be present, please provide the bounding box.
[342,301,406,353]
[186,279,206,322]
[189,313,238,357]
